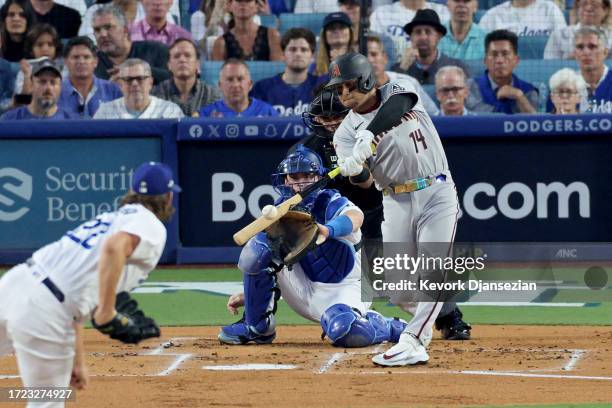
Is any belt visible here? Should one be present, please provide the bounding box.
[383,174,447,196]
[26,258,65,303]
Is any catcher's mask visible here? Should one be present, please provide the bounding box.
[272,145,327,202]
[302,88,349,137]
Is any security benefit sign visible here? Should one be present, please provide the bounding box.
[445,136,612,241]
[0,138,160,248]
[179,141,292,246]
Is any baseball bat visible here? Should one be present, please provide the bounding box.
[233,167,342,246]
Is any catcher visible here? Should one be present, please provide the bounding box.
[0,161,177,405]
[219,146,408,347]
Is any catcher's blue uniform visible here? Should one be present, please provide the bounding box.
[219,146,407,347]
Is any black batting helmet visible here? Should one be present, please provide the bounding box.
[302,88,349,132]
[326,52,376,93]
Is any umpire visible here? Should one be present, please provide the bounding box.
[291,88,472,341]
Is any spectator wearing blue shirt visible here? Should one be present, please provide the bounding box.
[466,29,538,114]
[575,27,612,113]
[439,0,486,60]
[1,59,77,120]
[251,28,326,116]
[199,58,278,117]
[59,37,123,118]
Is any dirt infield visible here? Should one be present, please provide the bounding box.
[1,325,611,407]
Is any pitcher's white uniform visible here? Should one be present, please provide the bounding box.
[0,204,166,407]
[333,78,460,340]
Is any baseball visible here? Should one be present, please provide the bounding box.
[262,205,278,220]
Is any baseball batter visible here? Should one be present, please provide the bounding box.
[0,162,180,407]
[220,146,408,348]
[327,52,461,366]
[300,88,471,342]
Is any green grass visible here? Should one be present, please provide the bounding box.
[3,267,611,326]
[134,268,612,327]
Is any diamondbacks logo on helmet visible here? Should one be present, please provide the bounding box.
[331,63,341,78]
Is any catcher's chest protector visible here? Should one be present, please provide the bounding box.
[298,190,356,283]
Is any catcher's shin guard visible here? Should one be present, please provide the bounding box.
[237,233,282,336]
[320,304,408,348]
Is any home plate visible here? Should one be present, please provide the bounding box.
[202,364,298,371]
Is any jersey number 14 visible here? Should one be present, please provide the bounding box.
[409,128,428,153]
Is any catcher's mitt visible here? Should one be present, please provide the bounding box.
[92,292,160,344]
[266,208,320,265]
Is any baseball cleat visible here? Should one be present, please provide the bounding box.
[435,307,472,340]
[218,317,276,345]
[372,332,429,367]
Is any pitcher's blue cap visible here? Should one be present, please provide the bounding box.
[132,162,181,195]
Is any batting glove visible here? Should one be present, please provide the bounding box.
[338,156,363,177]
[353,129,375,163]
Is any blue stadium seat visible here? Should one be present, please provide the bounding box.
[474,9,486,24]
[421,84,438,106]
[379,34,397,68]
[517,35,549,59]
[201,61,286,84]
[514,59,580,85]
[180,0,190,30]
[477,0,506,9]
[464,59,579,85]
[463,59,486,77]
[259,14,278,29]
[279,12,328,35]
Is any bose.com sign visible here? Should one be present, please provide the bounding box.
[0,167,32,222]
[210,173,591,221]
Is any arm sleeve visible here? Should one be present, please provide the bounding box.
[293,0,311,13]
[465,79,495,113]
[332,120,357,160]
[366,92,418,136]
[543,33,557,59]
[369,9,384,34]
[552,4,567,29]
[93,103,108,119]
[170,104,185,118]
[478,11,494,33]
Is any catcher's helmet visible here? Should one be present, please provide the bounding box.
[326,52,376,93]
[272,145,326,200]
[302,88,349,133]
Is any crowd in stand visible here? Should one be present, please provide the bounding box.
[0,0,610,120]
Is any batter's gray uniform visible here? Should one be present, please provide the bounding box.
[333,78,460,341]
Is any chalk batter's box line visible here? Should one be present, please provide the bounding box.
[0,337,198,379]
[0,345,599,381]
[314,348,602,381]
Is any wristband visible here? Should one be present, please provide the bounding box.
[349,167,371,184]
[324,214,353,238]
